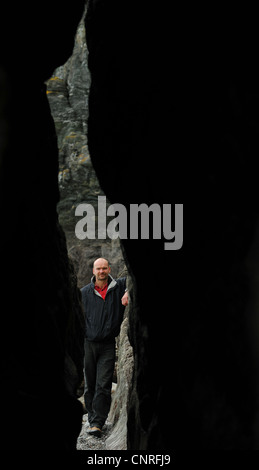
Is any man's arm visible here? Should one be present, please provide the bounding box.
[121,290,129,306]
[117,276,128,306]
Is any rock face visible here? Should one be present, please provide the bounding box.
[46,9,126,287]
[46,9,92,232]
[107,312,134,450]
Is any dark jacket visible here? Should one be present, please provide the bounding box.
[81,275,126,342]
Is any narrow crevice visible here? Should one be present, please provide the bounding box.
[46,4,134,450]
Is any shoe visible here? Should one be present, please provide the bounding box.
[87,426,102,438]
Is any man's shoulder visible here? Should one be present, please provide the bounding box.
[115,276,126,287]
[116,276,126,282]
[81,282,94,294]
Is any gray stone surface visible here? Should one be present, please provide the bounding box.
[46,9,126,287]
[106,315,134,450]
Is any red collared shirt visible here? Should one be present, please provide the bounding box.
[95,283,108,300]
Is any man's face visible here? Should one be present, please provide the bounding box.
[93,259,111,282]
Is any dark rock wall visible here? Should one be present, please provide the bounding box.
[85,0,174,448]
[0,2,86,449]
[85,1,259,450]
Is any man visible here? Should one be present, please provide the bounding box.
[81,258,128,437]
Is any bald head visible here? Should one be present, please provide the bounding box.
[93,258,111,284]
[93,258,110,269]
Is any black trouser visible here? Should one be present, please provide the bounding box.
[83,339,115,429]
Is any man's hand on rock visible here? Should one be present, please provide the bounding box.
[121,291,129,306]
